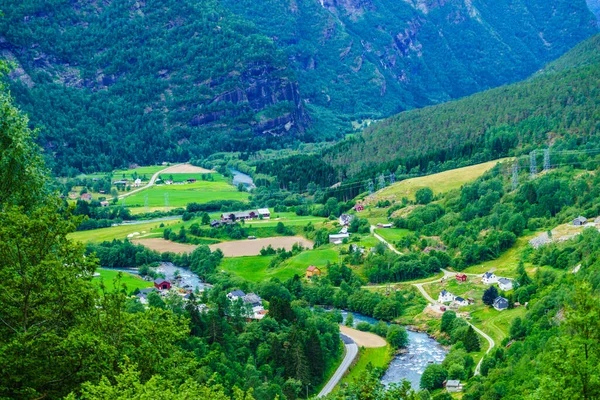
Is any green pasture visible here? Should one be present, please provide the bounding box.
[94,268,153,293]
[374,228,411,243]
[114,165,166,177]
[69,219,181,243]
[471,306,527,345]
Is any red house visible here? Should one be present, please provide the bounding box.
[455,274,468,282]
[354,204,365,212]
[154,278,171,290]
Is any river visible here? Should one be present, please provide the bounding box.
[101,262,208,291]
[340,310,447,390]
[231,169,256,191]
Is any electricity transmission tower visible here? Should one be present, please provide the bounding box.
[543,148,550,171]
[512,162,519,191]
[530,150,537,178]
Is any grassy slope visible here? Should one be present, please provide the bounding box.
[374,228,411,243]
[69,219,181,243]
[122,174,248,208]
[370,159,510,203]
[338,345,392,388]
[94,269,153,293]
[220,249,339,282]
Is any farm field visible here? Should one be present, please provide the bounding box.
[132,238,197,254]
[122,178,249,209]
[209,236,314,257]
[94,268,152,293]
[220,248,337,282]
[338,345,391,388]
[69,219,181,243]
[369,158,511,203]
[471,306,527,344]
[374,228,411,243]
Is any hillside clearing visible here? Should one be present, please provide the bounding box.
[69,219,181,243]
[132,238,197,254]
[367,159,511,203]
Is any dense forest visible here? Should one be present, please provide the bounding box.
[0,0,597,174]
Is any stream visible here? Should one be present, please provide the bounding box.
[231,169,256,191]
[340,310,447,390]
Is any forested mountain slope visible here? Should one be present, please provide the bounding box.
[322,34,600,180]
[0,0,597,174]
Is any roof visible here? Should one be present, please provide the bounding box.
[154,278,169,285]
[441,290,449,295]
[257,208,270,214]
[228,290,246,298]
[329,233,350,239]
[446,380,461,387]
[493,297,508,308]
[483,272,495,278]
[138,288,156,294]
[307,266,319,272]
[243,293,261,304]
[498,278,512,285]
[455,297,466,302]
[574,216,587,222]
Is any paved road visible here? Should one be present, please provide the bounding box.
[116,163,184,200]
[370,225,402,255]
[317,333,359,397]
[412,273,495,376]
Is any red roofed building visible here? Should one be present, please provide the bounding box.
[306,266,321,279]
[354,204,365,212]
[455,274,468,282]
[154,278,171,290]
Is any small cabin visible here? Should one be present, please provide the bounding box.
[154,278,171,291]
[306,266,321,279]
[455,273,468,282]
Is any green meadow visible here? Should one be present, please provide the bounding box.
[113,165,166,177]
[220,249,339,282]
[69,219,181,243]
[94,268,153,293]
[122,179,249,208]
[374,228,411,243]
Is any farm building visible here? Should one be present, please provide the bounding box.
[136,288,158,304]
[154,279,171,291]
[187,178,197,183]
[306,266,321,278]
[377,223,393,228]
[455,273,468,282]
[445,380,463,393]
[133,178,142,187]
[493,297,509,311]
[573,216,587,226]
[100,201,110,207]
[80,193,92,201]
[329,233,350,244]
[257,208,271,218]
[498,278,513,291]
[482,271,498,284]
[354,204,365,212]
[210,220,223,228]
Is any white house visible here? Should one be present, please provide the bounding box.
[134,178,142,187]
[339,214,354,226]
[493,296,509,311]
[482,271,498,284]
[445,380,463,393]
[453,297,469,307]
[329,233,350,244]
[498,278,513,291]
[438,290,456,303]
[227,290,246,302]
[257,208,271,219]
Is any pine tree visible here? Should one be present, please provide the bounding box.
[482,286,499,306]
[464,325,481,352]
[305,329,325,383]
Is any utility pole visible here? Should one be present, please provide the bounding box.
[543,148,550,171]
[511,162,519,191]
[530,150,537,178]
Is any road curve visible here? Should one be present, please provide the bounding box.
[412,276,495,376]
[116,163,184,200]
[370,225,402,255]
[318,334,359,397]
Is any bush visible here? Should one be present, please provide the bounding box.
[356,322,372,331]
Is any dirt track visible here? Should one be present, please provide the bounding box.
[340,326,387,348]
[164,164,215,174]
[132,238,197,254]
[209,236,314,257]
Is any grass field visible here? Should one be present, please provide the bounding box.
[94,268,153,293]
[339,345,392,388]
[122,178,249,209]
[471,306,526,345]
[374,228,411,243]
[113,165,166,177]
[370,159,511,203]
[220,248,338,282]
[69,219,181,243]
[462,234,535,277]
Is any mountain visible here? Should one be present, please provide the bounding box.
[322,34,600,180]
[0,0,597,174]
[588,0,600,21]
